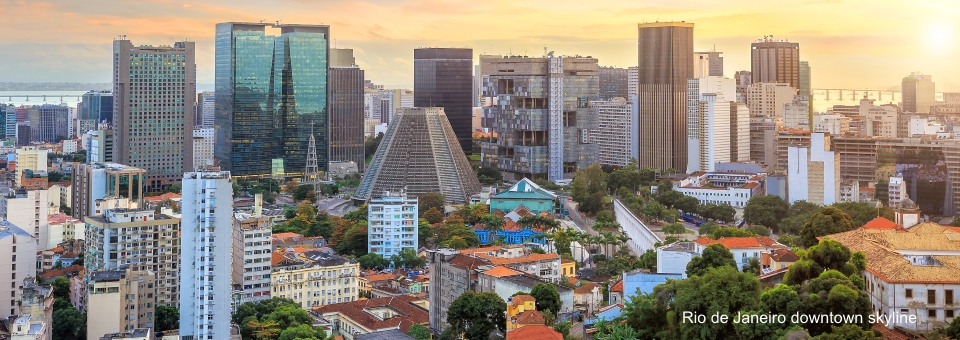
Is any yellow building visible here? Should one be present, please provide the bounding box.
[507,294,544,330]
[560,258,576,278]
[271,249,360,309]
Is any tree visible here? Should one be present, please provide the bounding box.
[673,266,762,339]
[746,224,770,236]
[480,214,505,244]
[709,227,756,239]
[698,222,720,237]
[391,248,426,269]
[52,276,70,300]
[263,304,314,330]
[607,164,644,193]
[951,216,960,227]
[789,200,822,217]
[155,305,180,331]
[358,253,391,271]
[418,192,446,217]
[248,319,282,340]
[675,195,700,214]
[798,270,872,336]
[516,215,560,233]
[277,324,327,340]
[407,323,432,340]
[832,201,894,227]
[571,163,607,215]
[742,257,761,276]
[52,306,86,340]
[447,292,507,340]
[622,291,671,339]
[814,324,878,340]
[440,236,469,249]
[808,239,852,272]
[233,297,302,338]
[799,206,856,247]
[595,210,615,224]
[475,166,503,185]
[743,195,789,231]
[530,283,562,316]
[656,190,684,209]
[661,222,686,235]
[423,207,444,224]
[365,132,384,157]
[686,244,737,277]
[946,316,960,340]
[642,201,666,221]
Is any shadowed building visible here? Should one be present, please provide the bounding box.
[414,48,474,153]
[329,48,366,172]
[750,36,800,90]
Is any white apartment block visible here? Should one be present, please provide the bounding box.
[783,95,810,130]
[84,209,180,306]
[674,171,766,209]
[592,98,633,167]
[232,213,273,304]
[179,171,233,340]
[889,176,906,208]
[859,97,899,138]
[15,147,48,187]
[270,250,360,308]
[193,128,215,170]
[687,77,736,173]
[730,102,751,162]
[909,117,949,138]
[627,66,638,99]
[0,188,49,249]
[746,83,795,119]
[787,133,840,205]
[368,193,418,257]
[0,221,37,319]
[813,114,851,136]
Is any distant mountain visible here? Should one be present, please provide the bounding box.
[0,82,111,91]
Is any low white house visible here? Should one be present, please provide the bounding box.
[656,242,699,277]
[673,171,765,209]
[693,236,789,271]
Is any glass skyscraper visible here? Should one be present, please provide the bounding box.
[215,23,330,177]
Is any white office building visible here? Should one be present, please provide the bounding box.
[686,77,736,173]
[0,221,36,319]
[674,171,766,209]
[746,82,795,119]
[813,114,851,136]
[783,95,810,130]
[787,133,839,205]
[193,128,215,170]
[0,188,49,249]
[367,192,417,257]
[593,98,633,167]
[179,171,233,340]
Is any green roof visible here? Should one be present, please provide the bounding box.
[493,178,557,200]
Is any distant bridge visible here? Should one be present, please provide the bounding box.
[811,89,946,102]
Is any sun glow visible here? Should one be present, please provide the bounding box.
[925,22,955,51]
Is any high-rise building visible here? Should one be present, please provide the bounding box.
[636,22,694,171]
[750,36,800,90]
[179,171,233,340]
[799,61,813,123]
[599,67,629,100]
[356,107,481,204]
[627,66,638,99]
[1,187,48,248]
[686,77,735,173]
[746,83,795,118]
[783,95,810,130]
[87,130,114,164]
[15,146,48,187]
[0,221,36,319]
[85,267,157,339]
[749,118,778,166]
[79,91,114,125]
[858,97,900,138]
[1,104,15,139]
[231,212,272,304]
[368,192,418,257]
[693,51,723,78]
[730,103,751,162]
[902,72,936,113]
[734,71,752,104]
[196,92,215,129]
[479,55,600,181]
[414,48,474,153]
[71,163,145,220]
[113,39,195,190]
[26,104,69,142]
[788,133,839,205]
[215,22,330,178]
[593,98,633,167]
[84,209,180,306]
[329,48,366,173]
[193,128,215,169]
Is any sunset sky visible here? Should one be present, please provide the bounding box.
[1,0,958,91]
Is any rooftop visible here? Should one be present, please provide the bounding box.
[493,178,557,200]
[515,310,545,324]
[314,295,428,334]
[694,236,781,249]
[658,241,698,254]
[510,294,535,307]
[825,223,960,284]
[506,325,564,340]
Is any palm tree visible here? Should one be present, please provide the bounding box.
[480,214,505,245]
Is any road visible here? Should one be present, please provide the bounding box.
[317,197,352,216]
[564,199,600,237]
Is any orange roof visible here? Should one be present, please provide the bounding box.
[48,213,78,225]
[482,266,521,278]
[694,236,780,249]
[364,273,396,282]
[565,277,580,286]
[271,252,289,266]
[743,183,759,189]
[560,258,574,264]
[574,282,600,295]
[943,226,960,234]
[492,210,506,217]
[272,232,303,239]
[860,217,899,230]
[515,310,545,325]
[610,280,623,293]
[459,245,504,255]
[510,295,536,307]
[506,325,563,340]
[475,252,560,266]
[144,192,181,202]
[769,248,799,262]
[39,265,83,279]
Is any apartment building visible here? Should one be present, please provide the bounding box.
[0,221,37,319]
[368,193,418,257]
[85,267,157,339]
[0,188,49,249]
[232,213,273,304]
[271,250,360,309]
[71,163,145,221]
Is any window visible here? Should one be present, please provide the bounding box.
[930,290,937,304]
[906,289,913,298]
[929,309,938,318]
[948,310,955,318]
[948,290,954,305]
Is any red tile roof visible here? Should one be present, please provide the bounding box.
[447,254,492,271]
[565,277,580,286]
[510,294,536,307]
[144,192,181,203]
[769,248,799,262]
[506,325,563,340]
[39,265,83,279]
[574,282,600,295]
[610,280,623,293]
[515,310,545,325]
[363,273,396,283]
[694,236,780,249]
[48,213,78,225]
[860,217,899,230]
[313,295,428,333]
[474,252,560,266]
[483,266,521,278]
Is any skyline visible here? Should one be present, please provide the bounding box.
[1,0,959,90]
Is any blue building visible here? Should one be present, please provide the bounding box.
[489,178,558,215]
[475,205,547,245]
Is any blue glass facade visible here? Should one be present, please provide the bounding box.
[215,23,329,177]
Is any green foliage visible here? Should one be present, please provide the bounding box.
[475,166,503,185]
[808,239,852,271]
[813,324,878,340]
[709,227,757,240]
[52,276,70,300]
[530,283,561,317]
[358,253,391,271]
[742,257,761,276]
[593,318,641,340]
[571,163,607,215]
[831,201,894,227]
[642,201,666,221]
[595,210,615,224]
[698,222,720,237]
[418,192,446,217]
[799,207,856,247]
[530,247,546,254]
[798,270,873,335]
[743,195,789,231]
[407,323,432,340]
[637,249,657,272]
[52,305,86,340]
[447,292,507,340]
[746,224,770,237]
[365,132,384,158]
[233,297,302,338]
[423,207,444,224]
[686,244,737,277]
[622,291,671,339]
[951,216,960,227]
[156,305,180,332]
[674,195,699,215]
[851,251,866,273]
[553,320,571,338]
[656,190,684,209]
[48,170,68,182]
[699,203,737,223]
[673,266,762,339]
[777,235,798,247]
[661,222,686,235]
[554,230,572,257]
[292,184,318,203]
[390,248,426,269]
[277,324,327,340]
[946,316,960,339]
[783,259,823,286]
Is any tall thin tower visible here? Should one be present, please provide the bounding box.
[303,123,321,188]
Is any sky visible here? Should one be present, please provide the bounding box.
[1,0,958,91]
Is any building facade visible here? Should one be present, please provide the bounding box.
[745,82,795,119]
[0,188,48,248]
[787,133,839,205]
[750,36,800,90]
[598,66,629,100]
[71,163,145,221]
[179,171,233,340]
[85,267,157,339]
[232,213,273,304]
[902,72,936,114]
[686,77,736,173]
[27,104,70,143]
[367,193,418,257]
[214,22,330,178]
[414,48,474,153]
[329,50,366,173]
[693,51,723,78]
[192,128,214,169]
[270,250,359,308]
[0,221,36,319]
[636,22,694,171]
[593,98,633,167]
[113,39,195,190]
[673,171,766,209]
[15,147,47,187]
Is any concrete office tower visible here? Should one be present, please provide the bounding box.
[15,147,47,187]
[783,96,811,129]
[902,72,936,113]
[1,104,15,139]
[479,55,600,181]
[231,212,272,304]
[71,163,145,220]
[215,23,330,177]
[80,91,114,126]
[193,128,215,169]
[88,130,114,163]
[693,51,723,78]
[0,221,35,319]
[179,171,233,340]
[0,188,48,248]
[746,83,795,118]
[730,103,751,162]
[749,118,778,166]
[599,67,629,100]
[637,22,694,171]
[329,48,366,173]
[858,97,899,138]
[627,66,638,99]
[27,104,69,142]
[85,267,157,339]
[799,61,813,123]
[196,92,215,129]
[84,209,180,305]
[750,36,800,90]
[686,77,735,173]
[593,98,633,167]
[367,193,418,257]
[788,133,839,205]
[734,71,752,104]
[414,48,473,153]
[113,39,195,190]
[356,108,481,204]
